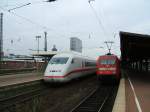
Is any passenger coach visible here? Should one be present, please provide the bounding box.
[44,53,96,83]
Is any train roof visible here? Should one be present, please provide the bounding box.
[53,52,96,61]
[97,54,119,59]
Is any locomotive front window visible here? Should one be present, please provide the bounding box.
[100,60,115,65]
[49,57,69,64]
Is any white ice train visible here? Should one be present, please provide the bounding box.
[44,53,96,82]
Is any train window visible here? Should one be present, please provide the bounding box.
[49,57,69,64]
[82,61,84,67]
[100,60,115,65]
[71,59,74,64]
[85,61,96,67]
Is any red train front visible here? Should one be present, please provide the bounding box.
[96,54,121,83]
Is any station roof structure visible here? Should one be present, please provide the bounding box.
[32,50,83,58]
[32,51,61,61]
[32,51,58,57]
[120,31,150,62]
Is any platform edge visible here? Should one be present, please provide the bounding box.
[112,78,126,112]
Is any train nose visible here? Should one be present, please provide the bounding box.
[45,64,64,76]
[49,70,61,72]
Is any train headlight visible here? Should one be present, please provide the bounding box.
[112,71,116,74]
[99,68,106,70]
[109,68,116,70]
[98,68,116,70]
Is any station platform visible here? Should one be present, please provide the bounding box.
[113,70,150,112]
[0,72,43,87]
[0,70,149,112]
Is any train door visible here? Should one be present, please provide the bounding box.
[68,58,80,79]
[82,60,85,68]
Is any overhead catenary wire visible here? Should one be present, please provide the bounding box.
[88,0,121,55]
[7,0,54,12]
[96,1,116,38]
[0,5,78,39]
[8,3,31,12]
[1,0,44,9]
[1,1,100,40]
[88,0,110,39]
[9,12,51,31]
[0,5,76,53]
[0,6,53,31]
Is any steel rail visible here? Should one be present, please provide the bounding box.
[70,87,98,112]
[70,85,116,112]
[0,87,47,110]
[98,86,114,112]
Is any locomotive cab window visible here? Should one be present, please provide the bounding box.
[71,59,74,64]
[100,59,115,65]
[49,57,69,64]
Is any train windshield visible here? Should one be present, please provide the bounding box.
[100,59,115,65]
[49,57,69,64]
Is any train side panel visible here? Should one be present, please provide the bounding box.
[44,53,96,83]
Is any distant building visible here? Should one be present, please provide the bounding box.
[70,37,82,52]
[52,45,57,51]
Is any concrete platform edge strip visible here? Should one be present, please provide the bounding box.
[0,79,43,90]
[112,78,125,112]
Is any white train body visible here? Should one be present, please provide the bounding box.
[44,53,96,82]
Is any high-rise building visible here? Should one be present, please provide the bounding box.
[70,37,82,52]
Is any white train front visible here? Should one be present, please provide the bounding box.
[44,53,96,82]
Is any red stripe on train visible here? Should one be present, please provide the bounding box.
[45,67,96,78]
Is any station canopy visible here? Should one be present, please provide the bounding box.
[120,31,150,62]
[32,51,58,57]
[31,51,82,58]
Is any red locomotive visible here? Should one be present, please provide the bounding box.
[96,54,121,83]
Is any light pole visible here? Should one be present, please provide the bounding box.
[0,13,3,65]
[36,36,41,54]
[44,32,47,52]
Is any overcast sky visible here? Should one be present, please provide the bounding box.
[0,0,150,58]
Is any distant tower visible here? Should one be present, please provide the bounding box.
[0,13,3,61]
[52,45,57,51]
[70,37,82,52]
[44,32,47,51]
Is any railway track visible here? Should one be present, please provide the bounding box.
[0,84,47,111]
[70,85,118,112]
[0,68,36,76]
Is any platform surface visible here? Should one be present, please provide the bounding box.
[0,72,43,87]
[113,70,150,112]
[125,70,150,112]
[1,70,150,112]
